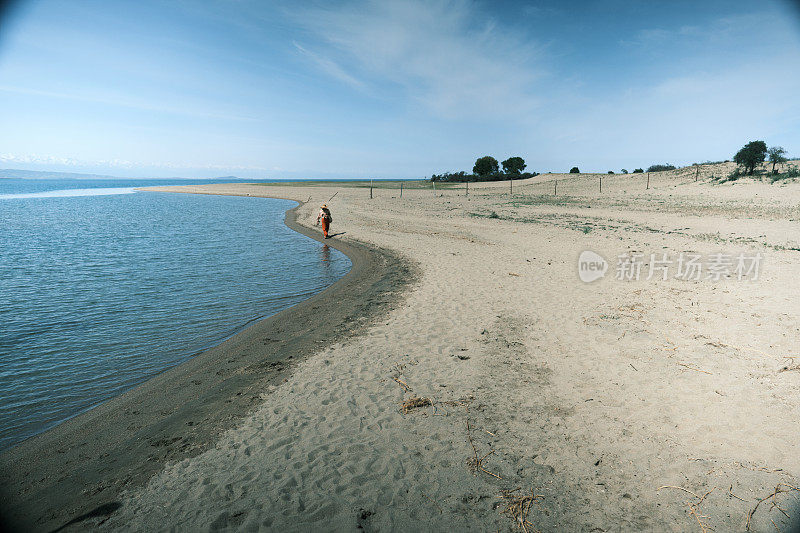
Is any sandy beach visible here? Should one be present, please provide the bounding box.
[4,164,800,531]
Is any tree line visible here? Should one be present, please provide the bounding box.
[432,142,793,184]
[732,141,788,175]
[430,156,538,182]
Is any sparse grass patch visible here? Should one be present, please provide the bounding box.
[712,168,742,184]
[769,165,800,183]
[470,211,502,219]
[509,194,582,207]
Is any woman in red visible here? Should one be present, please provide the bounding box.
[315,204,333,238]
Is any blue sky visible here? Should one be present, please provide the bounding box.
[1,0,799,178]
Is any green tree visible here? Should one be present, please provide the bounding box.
[473,156,499,177]
[632,168,644,173]
[733,140,767,175]
[621,169,628,174]
[501,156,526,175]
[607,171,614,174]
[768,146,788,174]
[569,167,580,174]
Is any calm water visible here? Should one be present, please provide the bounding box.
[0,178,350,451]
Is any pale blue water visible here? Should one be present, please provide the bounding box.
[0,178,350,451]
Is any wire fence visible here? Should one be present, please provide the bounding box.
[355,160,799,200]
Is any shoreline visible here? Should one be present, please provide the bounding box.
[5,173,800,530]
[0,195,416,532]
[100,178,800,531]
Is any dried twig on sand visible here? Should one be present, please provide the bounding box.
[465,419,502,479]
[401,397,431,414]
[499,488,543,533]
[677,362,712,374]
[442,399,472,413]
[656,485,701,499]
[733,461,783,474]
[663,338,679,352]
[746,483,800,531]
[727,485,746,502]
[657,485,718,532]
[698,487,716,505]
[421,492,443,514]
[778,357,800,373]
[687,501,712,533]
[466,419,479,470]
[393,377,412,392]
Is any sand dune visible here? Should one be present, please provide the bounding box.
[94,167,800,531]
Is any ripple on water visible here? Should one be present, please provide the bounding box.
[0,189,350,450]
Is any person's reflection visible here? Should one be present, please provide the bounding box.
[320,244,332,276]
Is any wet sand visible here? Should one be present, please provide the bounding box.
[0,200,415,532]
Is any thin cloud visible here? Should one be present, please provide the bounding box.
[292,0,546,120]
[623,10,800,50]
[535,54,800,170]
[292,41,366,90]
[0,85,256,122]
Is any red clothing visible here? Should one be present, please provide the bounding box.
[317,208,332,238]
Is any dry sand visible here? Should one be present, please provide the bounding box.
[6,164,800,531]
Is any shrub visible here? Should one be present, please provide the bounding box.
[647,164,676,172]
[733,141,767,175]
[621,169,628,174]
[430,170,538,183]
[569,167,580,174]
[430,171,467,182]
[725,168,742,182]
[607,171,614,174]
[772,165,800,182]
[517,172,539,180]
[632,168,644,173]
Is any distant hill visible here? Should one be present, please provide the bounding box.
[0,169,118,179]
[0,169,247,180]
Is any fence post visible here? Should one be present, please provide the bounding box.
[370,178,373,199]
[400,182,403,198]
[646,172,650,190]
[600,175,602,193]
[466,181,469,197]
[554,179,557,196]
